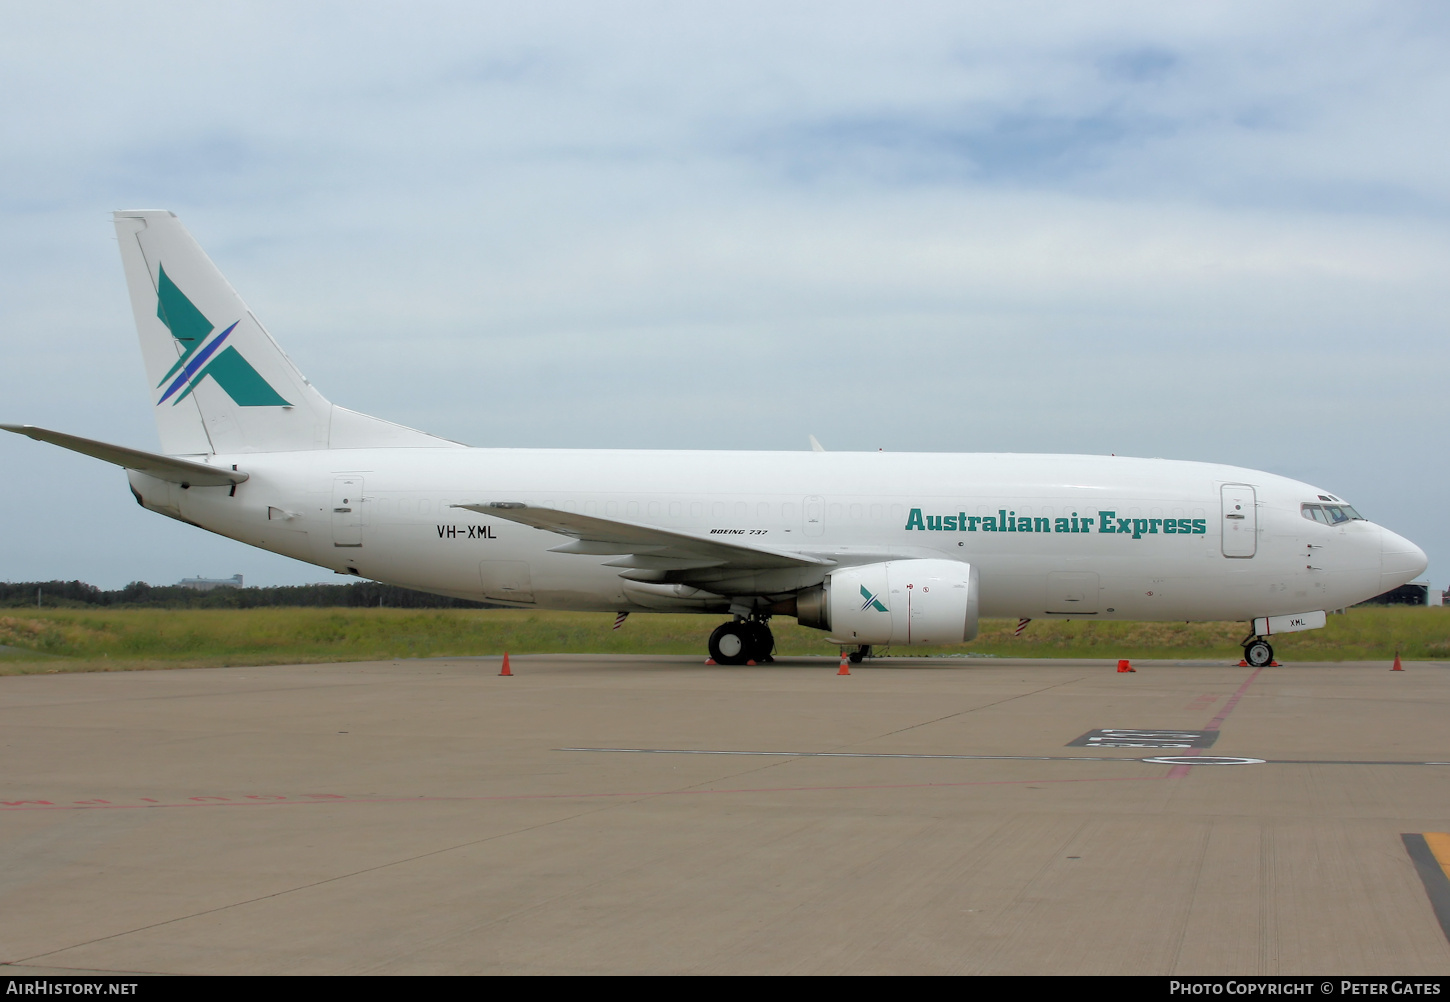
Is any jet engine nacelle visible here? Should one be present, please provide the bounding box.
[795,558,979,646]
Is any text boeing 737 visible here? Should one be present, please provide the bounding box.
[3,211,1429,667]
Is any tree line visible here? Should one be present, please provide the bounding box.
[1,580,492,609]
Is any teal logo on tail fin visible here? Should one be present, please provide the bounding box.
[154,265,289,407]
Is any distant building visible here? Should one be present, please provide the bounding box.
[1360,581,1436,607]
[176,574,243,591]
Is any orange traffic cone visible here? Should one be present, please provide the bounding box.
[1392,652,1404,671]
[1237,659,1249,667]
[837,655,851,676]
[704,658,717,665]
[499,652,512,677]
[1117,659,1135,673]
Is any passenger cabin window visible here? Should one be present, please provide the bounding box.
[1301,503,1364,525]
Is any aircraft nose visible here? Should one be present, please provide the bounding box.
[1380,526,1429,591]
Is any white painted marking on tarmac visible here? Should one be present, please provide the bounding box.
[1140,755,1265,766]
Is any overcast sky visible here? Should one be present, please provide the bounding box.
[1,2,1446,590]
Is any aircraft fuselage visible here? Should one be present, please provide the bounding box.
[127,447,1415,622]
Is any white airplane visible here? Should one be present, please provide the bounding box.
[4,211,1429,667]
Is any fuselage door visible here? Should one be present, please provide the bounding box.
[1221,483,1257,558]
[803,496,825,537]
[331,476,364,548]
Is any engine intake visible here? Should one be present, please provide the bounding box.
[794,558,979,645]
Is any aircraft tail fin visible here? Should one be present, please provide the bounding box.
[113,210,460,455]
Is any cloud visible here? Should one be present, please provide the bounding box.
[1,1,1447,587]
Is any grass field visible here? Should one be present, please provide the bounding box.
[0,605,1446,674]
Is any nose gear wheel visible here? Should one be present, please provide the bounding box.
[1244,639,1273,667]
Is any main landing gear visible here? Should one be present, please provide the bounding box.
[708,619,775,666]
[848,645,873,664]
[1243,637,1274,668]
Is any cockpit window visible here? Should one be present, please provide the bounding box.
[1301,503,1364,524]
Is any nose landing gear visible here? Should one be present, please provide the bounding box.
[707,618,775,665]
[1243,637,1274,668]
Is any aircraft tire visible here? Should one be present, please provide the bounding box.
[746,622,775,663]
[708,622,753,665]
[1244,639,1273,667]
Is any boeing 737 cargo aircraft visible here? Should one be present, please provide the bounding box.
[3,211,1429,666]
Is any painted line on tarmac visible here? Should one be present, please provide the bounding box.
[0,794,353,811]
[5,755,1447,813]
[6,751,1445,812]
[0,775,1167,812]
[1260,759,1450,766]
[1402,833,1450,944]
[559,748,1140,762]
[1166,665,1265,777]
[559,747,1450,768]
[1203,668,1262,730]
[1141,756,1264,766]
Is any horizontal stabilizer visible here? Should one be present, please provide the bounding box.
[2,425,248,487]
[453,502,833,570]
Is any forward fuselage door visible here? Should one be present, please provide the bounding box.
[331,476,364,548]
[1220,483,1257,558]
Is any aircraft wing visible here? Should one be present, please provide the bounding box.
[1,424,249,487]
[453,502,833,571]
